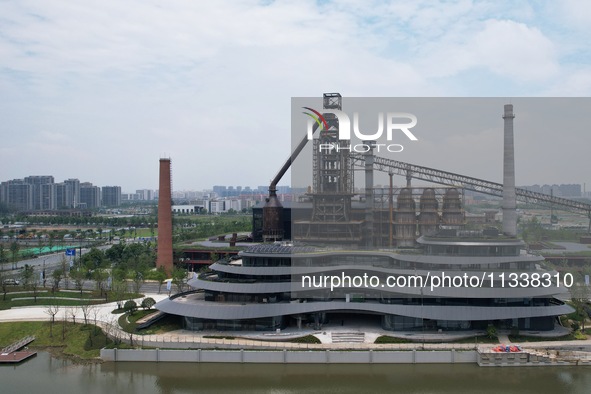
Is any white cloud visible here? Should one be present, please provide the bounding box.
[418,19,559,82]
[0,1,590,190]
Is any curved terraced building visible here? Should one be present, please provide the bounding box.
[155,231,572,332]
[155,100,573,333]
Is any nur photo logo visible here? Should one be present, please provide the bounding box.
[302,107,418,153]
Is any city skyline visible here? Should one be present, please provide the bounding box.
[3,171,588,208]
[3,172,588,197]
[1,2,591,191]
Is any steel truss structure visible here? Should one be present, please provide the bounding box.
[350,153,591,220]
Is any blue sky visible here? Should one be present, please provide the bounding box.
[1,0,590,192]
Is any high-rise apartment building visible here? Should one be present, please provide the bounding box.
[24,176,55,210]
[136,189,154,201]
[40,183,57,210]
[64,178,80,208]
[0,180,33,211]
[80,182,101,209]
[101,186,122,207]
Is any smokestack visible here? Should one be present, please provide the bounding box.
[157,158,174,274]
[502,104,517,237]
[364,141,374,248]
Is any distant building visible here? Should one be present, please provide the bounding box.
[24,175,54,210]
[1,176,56,211]
[102,186,122,207]
[521,184,582,198]
[209,200,226,214]
[136,189,155,201]
[80,182,101,209]
[40,183,57,210]
[0,179,33,211]
[121,193,140,201]
[64,178,80,208]
[172,204,206,214]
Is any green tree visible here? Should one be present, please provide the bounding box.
[141,297,156,310]
[93,268,109,295]
[124,300,137,315]
[60,256,69,289]
[129,254,151,294]
[20,264,34,289]
[48,234,55,253]
[171,266,188,294]
[105,243,125,264]
[569,283,590,331]
[69,267,87,294]
[52,268,64,291]
[81,247,106,270]
[9,241,19,269]
[44,301,60,338]
[0,269,7,300]
[0,243,6,263]
[112,279,127,310]
[37,232,46,254]
[154,266,167,294]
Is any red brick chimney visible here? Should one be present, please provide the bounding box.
[157,158,173,274]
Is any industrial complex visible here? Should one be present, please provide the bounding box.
[156,94,582,333]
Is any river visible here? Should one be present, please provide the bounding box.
[1,352,590,393]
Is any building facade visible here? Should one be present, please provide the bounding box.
[156,231,572,332]
[80,182,101,209]
[101,186,122,207]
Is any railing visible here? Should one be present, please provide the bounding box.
[1,336,35,353]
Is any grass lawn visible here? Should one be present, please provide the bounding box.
[133,228,158,238]
[118,309,155,332]
[374,335,498,344]
[451,335,499,344]
[118,310,182,335]
[138,314,183,335]
[0,321,111,360]
[289,335,321,344]
[508,334,579,342]
[374,336,412,344]
[0,287,143,310]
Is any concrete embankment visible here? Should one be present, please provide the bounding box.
[101,347,591,366]
[101,348,477,364]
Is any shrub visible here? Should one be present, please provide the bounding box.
[124,300,137,315]
[574,331,587,340]
[141,297,156,310]
[374,335,411,344]
[289,335,321,344]
[486,325,497,339]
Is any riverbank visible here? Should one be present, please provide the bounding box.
[2,293,591,366]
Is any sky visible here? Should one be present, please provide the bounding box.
[1,0,591,193]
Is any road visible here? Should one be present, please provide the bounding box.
[1,244,113,276]
[1,241,174,294]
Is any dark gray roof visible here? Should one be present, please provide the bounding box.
[242,244,316,255]
[187,276,567,299]
[155,296,573,321]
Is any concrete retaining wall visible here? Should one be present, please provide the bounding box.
[100,348,478,364]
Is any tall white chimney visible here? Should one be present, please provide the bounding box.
[502,104,517,236]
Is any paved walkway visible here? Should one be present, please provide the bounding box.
[0,294,590,352]
[497,333,511,344]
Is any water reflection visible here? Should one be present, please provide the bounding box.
[1,352,590,394]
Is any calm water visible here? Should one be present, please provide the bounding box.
[1,352,590,394]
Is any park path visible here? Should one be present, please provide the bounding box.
[1,295,590,352]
